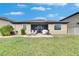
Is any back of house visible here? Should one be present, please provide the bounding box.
[0,12,79,35]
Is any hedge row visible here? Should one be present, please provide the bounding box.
[0,25,14,36]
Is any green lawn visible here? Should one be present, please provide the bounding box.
[0,35,79,56]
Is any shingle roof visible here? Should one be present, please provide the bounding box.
[0,17,68,24]
[60,12,79,21]
[25,19,56,22]
[0,17,15,23]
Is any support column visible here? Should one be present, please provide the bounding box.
[26,24,31,34]
[14,24,23,35]
[48,24,54,34]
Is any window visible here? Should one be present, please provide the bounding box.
[54,24,61,30]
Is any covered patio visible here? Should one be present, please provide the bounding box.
[25,20,68,35]
[30,22,49,34]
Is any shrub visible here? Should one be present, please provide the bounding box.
[21,29,26,35]
[0,25,14,36]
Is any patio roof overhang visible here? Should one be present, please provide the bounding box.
[12,21,69,24]
[0,17,69,24]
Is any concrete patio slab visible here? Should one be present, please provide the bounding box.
[0,34,53,38]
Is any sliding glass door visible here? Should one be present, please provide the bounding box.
[31,25,48,33]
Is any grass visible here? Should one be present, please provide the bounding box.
[0,35,79,56]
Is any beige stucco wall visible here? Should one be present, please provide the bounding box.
[0,19,31,35]
[0,19,15,35]
[26,24,31,34]
[0,19,16,30]
[0,20,13,27]
[14,24,31,34]
[61,14,79,34]
[48,24,67,34]
[13,24,23,34]
[0,19,24,35]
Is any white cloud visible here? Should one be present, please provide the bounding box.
[47,14,54,17]
[46,8,51,10]
[32,6,45,11]
[4,11,24,15]
[17,4,26,8]
[74,3,79,7]
[47,13,58,17]
[59,16,65,19]
[31,6,51,11]
[47,3,67,6]
[34,17,47,19]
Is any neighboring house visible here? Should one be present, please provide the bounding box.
[0,12,79,35]
[60,12,79,35]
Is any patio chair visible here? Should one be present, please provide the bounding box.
[34,30,37,34]
[42,29,48,35]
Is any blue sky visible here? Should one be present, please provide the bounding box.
[0,3,79,21]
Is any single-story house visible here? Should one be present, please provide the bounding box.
[0,12,79,35]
